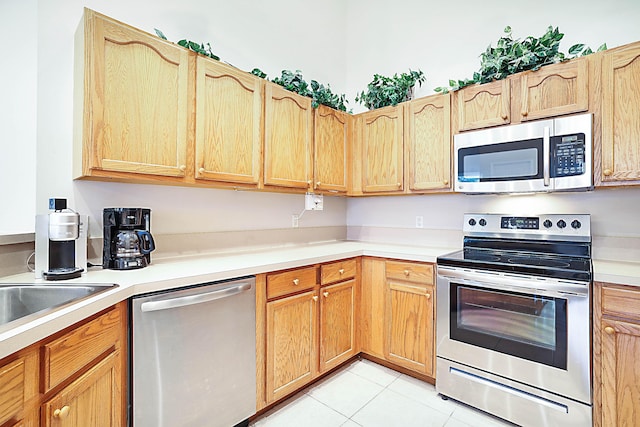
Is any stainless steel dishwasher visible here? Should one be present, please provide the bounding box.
[132,276,256,427]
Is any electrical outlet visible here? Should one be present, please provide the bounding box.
[292,214,299,228]
[415,216,424,228]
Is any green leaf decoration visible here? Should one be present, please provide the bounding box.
[154,28,167,40]
[355,69,425,109]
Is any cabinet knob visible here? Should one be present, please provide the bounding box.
[54,405,71,419]
[443,179,449,185]
[339,268,345,275]
[397,183,402,187]
[604,326,615,335]
[312,295,318,302]
[603,168,613,176]
[521,111,528,117]
[501,113,508,120]
[198,167,205,174]
[179,164,186,172]
[323,291,329,298]
[316,181,322,186]
[426,293,431,300]
[292,278,299,286]
[404,269,410,276]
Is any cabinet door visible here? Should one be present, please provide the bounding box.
[43,351,122,427]
[600,319,640,427]
[313,105,350,193]
[195,58,262,185]
[0,351,37,427]
[266,290,318,403]
[264,83,313,189]
[385,281,434,376]
[600,42,640,184]
[360,105,404,193]
[516,58,588,122]
[319,280,357,372]
[78,10,190,178]
[406,94,451,191]
[456,79,510,131]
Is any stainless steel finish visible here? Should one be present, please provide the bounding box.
[436,265,592,404]
[454,112,592,193]
[543,126,550,186]
[48,212,80,241]
[132,277,256,427]
[35,213,87,280]
[437,359,593,427]
[0,283,118,333]
[463,213,592,242]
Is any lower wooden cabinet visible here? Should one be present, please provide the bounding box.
[319,279,357,372]
[594,282,640,427]
[360,257,436,378]
[0,302,126,427]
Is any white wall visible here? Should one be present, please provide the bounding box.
[32,0,348,238]
[0,0,37,234]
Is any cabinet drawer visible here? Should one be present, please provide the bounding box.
[43,306,122,393]
[602,285,640,323]
[321,259,357,285]
[0,358,25,425]
[386,261,433,284]
[267,266,317,299]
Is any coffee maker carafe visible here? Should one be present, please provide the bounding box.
[35,198,87,280]
[103,208,155,270]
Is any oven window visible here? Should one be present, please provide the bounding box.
[458,139,543,182]
[450,284,567,369]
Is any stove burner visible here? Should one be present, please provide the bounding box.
[506,257,572,269]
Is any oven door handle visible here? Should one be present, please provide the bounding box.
[543,126,551,187]
[437,267,589,298]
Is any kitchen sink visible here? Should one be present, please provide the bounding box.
[0,283,118,333]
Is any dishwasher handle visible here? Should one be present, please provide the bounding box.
[140,282,253,312]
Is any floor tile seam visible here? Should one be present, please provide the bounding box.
[381,385,454,417]
[305,392,352,423]
[343,380,389,423]
[347,364,402,387]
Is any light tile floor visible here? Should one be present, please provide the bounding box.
[251,358,516,427]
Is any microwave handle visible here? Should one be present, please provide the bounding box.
[543,126,551,186]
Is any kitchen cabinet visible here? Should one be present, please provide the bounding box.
[74,9,192,182]
[405,93,451,191]
[319,259,358,372]
[265,267,318,403]
[384,261,435,376]
[597,41,640,186]
[313,106,351,193]
[454,79,510,132]
[360,257,436,378]
[264,83,313,190]
[194,57,263,186]
[0,350,38,427]
[357,105,404,193]
[593,282,640,427]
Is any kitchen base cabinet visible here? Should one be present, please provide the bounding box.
[594,282,640,427]
[0,350,38,427]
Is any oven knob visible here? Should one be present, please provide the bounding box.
[543,220,553,228]
[557,220,567,229]
[571,220,582,229]
[468,218,476,226]
[479,219,487,226]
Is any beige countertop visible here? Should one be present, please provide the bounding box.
[1,240,638,361]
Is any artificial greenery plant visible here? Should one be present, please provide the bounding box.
[435,26,606,93]
[355,70,425,110]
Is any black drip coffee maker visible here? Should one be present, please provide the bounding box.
[103,208,155,270]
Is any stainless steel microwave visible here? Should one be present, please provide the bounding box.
[454,113,592,194]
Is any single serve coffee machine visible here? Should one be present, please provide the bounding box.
[35,198,87,280]
[103,208,155,270]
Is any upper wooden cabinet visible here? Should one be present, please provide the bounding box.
[405,94,451,191]
[313,106,351,193]
[513,57,589,122]
[454,79,510,131]
[195,57,263,186]
[598,42,640,185]
[264,83,313,190]
[358,105,404,193]
[74,9,191,181]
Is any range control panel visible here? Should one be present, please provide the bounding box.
[463,213,591,241]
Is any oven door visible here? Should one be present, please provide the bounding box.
[436,265,591,405]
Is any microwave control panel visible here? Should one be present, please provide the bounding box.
[552,133,586,177]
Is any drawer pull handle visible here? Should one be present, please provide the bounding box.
[293,278,300,286]
[404,269,410,276]
[339,268,345,275]
[323,291,329,298]
[54,406,71,419]
[604,326,615,335]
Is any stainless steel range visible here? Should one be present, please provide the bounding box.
[436,213,592,427]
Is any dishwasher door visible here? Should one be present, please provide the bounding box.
[132,277,256,427]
